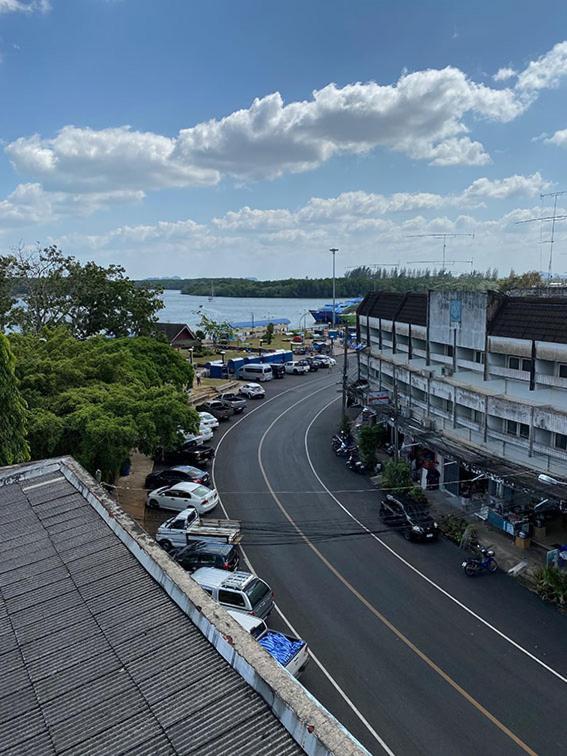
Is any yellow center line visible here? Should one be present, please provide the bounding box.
[257,396,538,756]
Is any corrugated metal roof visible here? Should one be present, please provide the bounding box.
[489,296,567,343]
[0,470,303,756]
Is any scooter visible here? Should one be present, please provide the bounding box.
[346,451,372,474]
[461,546,498,577]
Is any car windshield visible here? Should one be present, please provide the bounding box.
[191,485,210,498]
[244,578,270,605]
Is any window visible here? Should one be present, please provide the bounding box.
[219,589,246,607]
[559,364,567,379]
[474,351,484,364]
[506,420,530,439]
[508,356,533,372]
[555,433,567,451]
[170,520,186,530]
[446,345,454,357]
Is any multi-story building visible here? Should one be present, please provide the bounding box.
[356,289,567,536]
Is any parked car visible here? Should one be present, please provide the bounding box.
[237,364,273,382]
[378,494,439,541]
[196,399,234,421]
[191,568,274,619]
[316,355,336,366]
[160,440,215,466]
[183,426,213,444]
[173,540,239,572]
[147,481,219,514]
[285,360,309,375]
[303,357,320,372]
[199,411,219,430]
[145,465,210,490]
[219,392,247,414]
[271,363,286,379]
[227,611,309,677]
[239,382,265,399]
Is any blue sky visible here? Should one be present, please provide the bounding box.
[1,0,567,278]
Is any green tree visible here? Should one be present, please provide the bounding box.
[9,330,198,480]
[3,246,163,337]
[197,313,234,344]
[381,460,413,493]
[358,425,387,468]
[264,322,274,344]
[0,333,30,466]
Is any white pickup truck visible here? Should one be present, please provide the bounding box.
[228,611,309,677]
[155,507,241,551]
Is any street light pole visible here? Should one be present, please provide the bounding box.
[330,248,339,328]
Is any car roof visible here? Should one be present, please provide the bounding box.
[192,567,254,588]
[168,481,206,494]
[242,382,262,388]
[172,465,203,474]
[179,540,233,555]
[227,610,264,632]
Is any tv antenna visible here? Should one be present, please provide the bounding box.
[515,191,567,278]
[406,233,475,270]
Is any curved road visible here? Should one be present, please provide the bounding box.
[213,369,567,755]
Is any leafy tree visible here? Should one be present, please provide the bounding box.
[0,255,16,330]
[9,330,198,480]
[358,425,387,468]
[498,270,543,291]
[2,246,163,337]
[264,322,274,344]
[0,333,30,466]
[381,460,413,494]
[197,313,234,344]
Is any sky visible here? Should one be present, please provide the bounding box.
[1,0,567,280]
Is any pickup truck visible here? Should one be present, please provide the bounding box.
[155,507,241,551]
[227,611,309,677]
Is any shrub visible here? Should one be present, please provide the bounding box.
[438,514,471,544]
[358,425,387,468]
[381,460,413,494]
[534,566,567,608]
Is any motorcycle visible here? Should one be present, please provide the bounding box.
[346,451,373,474]
[461,546,498,577]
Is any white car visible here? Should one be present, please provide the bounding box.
[199,411,219,430]
[314,355,336,367]
[284,361,309,375]
[184,426,213,444]
[239,382,265,399]
[147,481,219,514]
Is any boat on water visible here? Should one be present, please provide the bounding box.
[309,297,363,324]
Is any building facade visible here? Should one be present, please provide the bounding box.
[357,290,567,536]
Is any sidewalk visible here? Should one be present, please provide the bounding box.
[426,488,545,581]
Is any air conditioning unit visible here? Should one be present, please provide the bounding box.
[441,366,454,377]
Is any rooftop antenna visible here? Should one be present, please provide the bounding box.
[406,233,475,270]
[405,259,474,270]
[515,191,567,279]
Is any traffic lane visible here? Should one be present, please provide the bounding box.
[259,389,566,755]
[215,386,526,755]
[308,398,567,671]
[217,456,515,754]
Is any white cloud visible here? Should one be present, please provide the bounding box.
[458,172,550,202]
[0,0,50,13]
[544,128,567,147]
[516,41,567,92]
[0,182,143,227]
[6,126,218,192]
[493,67,517,83]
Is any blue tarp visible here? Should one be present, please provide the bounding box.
[259,631,304,667]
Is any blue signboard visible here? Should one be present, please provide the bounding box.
[450,298,462,325]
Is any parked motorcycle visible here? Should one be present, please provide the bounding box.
[346,451,374,474]
[461,546,498,577]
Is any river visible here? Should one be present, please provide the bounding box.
[159,290,332,329]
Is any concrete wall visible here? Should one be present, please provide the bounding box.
[429,291,487,350]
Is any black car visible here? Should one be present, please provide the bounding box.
[161,440,216,466]
[145,465,210,490]
[173,540,239,572]
[304,357,320,372]
[378,494,439,541]
[271,363,286,378]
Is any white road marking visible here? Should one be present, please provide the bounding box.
[304,396,567,687]
[212,379,393,756]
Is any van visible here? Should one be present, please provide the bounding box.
[237,363,273,382]
[191,567,273,619]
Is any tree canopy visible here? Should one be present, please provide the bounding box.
[9,330,198,480]
[1,245,163,338]
[0,333,30,466]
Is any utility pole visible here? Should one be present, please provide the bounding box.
[392,367,399,461]
[330,248,339,327]
[406,233,475,270]
[515,191,567,278]
[341,332,348,421]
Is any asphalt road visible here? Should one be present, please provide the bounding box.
[212,367,567,756]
